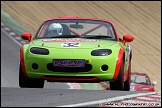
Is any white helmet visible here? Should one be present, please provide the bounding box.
[48,23,63,35]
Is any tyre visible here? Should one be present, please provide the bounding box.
[110,59,124,90]
[124,60,131,91]
[19,62,44,88]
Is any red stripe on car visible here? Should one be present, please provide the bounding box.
[20,46,28,78]
[112,48,124,80]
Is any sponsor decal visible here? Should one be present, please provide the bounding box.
[61,42,80,48]
[42,38,99,42]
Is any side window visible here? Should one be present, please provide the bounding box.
[38,24,49,37]
[109,27,115,38]
[108,25,117,40]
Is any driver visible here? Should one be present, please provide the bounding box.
[47,23,63,37]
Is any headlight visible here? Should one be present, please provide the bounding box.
[91,49,112,56]
[30,47,49,55]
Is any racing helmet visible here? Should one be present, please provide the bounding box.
[48,23,63,35]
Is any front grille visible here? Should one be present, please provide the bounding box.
[47,63,92,72]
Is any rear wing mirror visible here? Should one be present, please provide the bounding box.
[69,24,84,29]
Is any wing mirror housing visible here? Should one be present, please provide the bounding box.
[152,81,157,86]
[123,34,134,44]
[21,32,32,42]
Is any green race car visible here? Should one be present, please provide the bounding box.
[19,16,134,90]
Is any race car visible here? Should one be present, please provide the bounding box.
[130,72,157,92]
[19,16,134,91]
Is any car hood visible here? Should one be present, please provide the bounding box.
[31,38,117,49]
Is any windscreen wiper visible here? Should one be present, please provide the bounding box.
[39,35,79,38]
[83,35,112,39]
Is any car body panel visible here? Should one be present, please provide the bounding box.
[130,83,155,92]
[23,39,121,80]
[32,38,117,48]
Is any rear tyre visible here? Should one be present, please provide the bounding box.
[19,62,44,88]
[110,59,124,90]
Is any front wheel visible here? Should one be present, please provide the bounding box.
[19,62,44,88]
[110,59,124,90]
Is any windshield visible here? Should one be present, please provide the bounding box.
[131,75,151,85]
[35,20,117,41]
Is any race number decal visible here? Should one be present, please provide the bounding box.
[61,42,80,48]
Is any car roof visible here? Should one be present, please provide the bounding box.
[44,16,112,23]
[131,72,148,76]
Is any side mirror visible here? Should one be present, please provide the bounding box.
[152,81,157,86]
[21,32,32,42]
[123,34,134,44]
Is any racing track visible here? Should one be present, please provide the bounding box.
[1,29,150,107]
[1,29,72,89]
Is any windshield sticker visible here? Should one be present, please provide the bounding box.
[61,42,80,48]
[42,39,99,42]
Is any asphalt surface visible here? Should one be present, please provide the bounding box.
[2,87,142,107]
[1,29,70,89]
[1,29,143,107]
[1,29,20,87]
